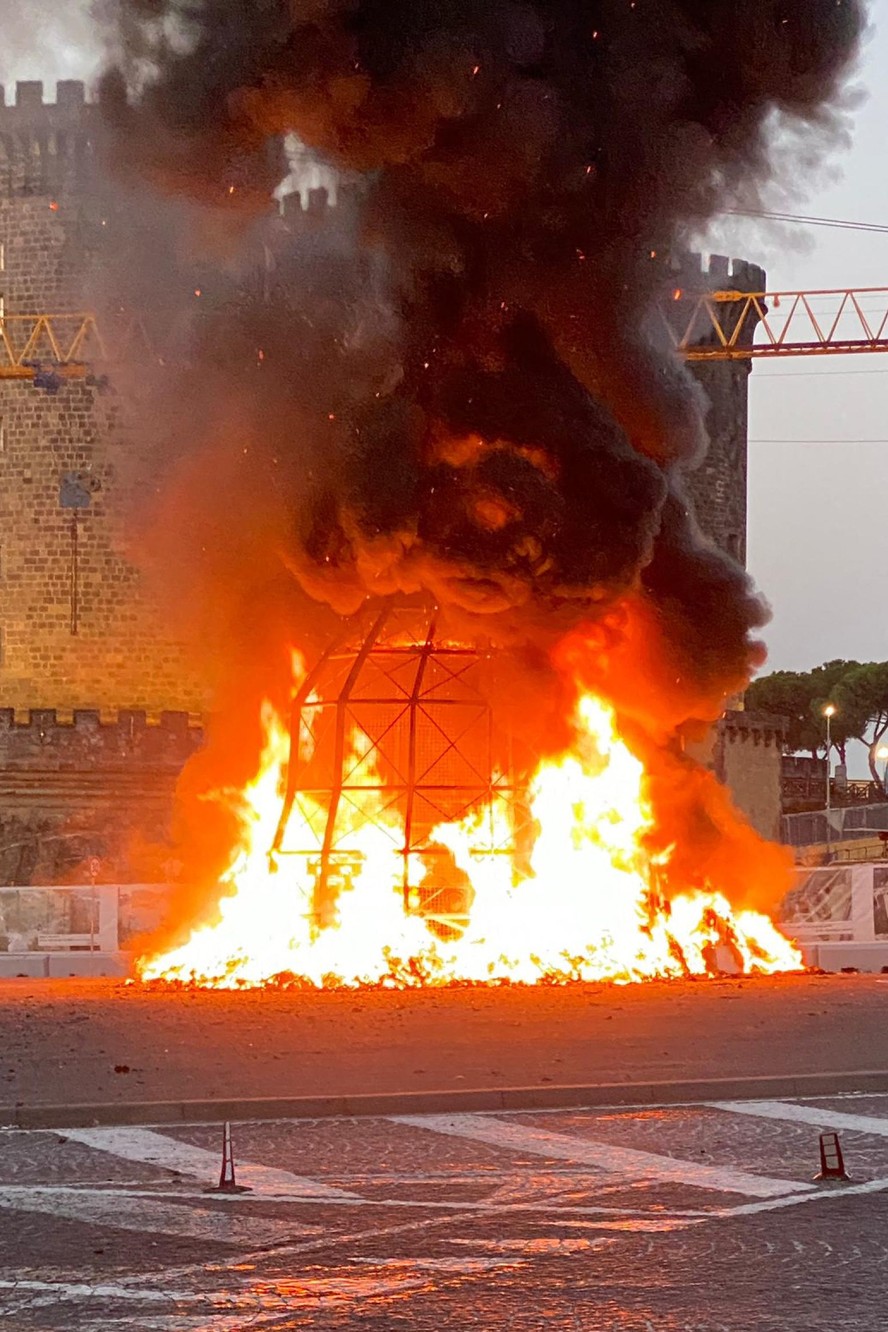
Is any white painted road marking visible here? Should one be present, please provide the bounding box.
[0,1277,203,1304]
[62,1125,356,1200]
[711,1099,888,1137]
[0,1185,312,1247]
[394,1113,811,1198]
[721,1175,888,1218]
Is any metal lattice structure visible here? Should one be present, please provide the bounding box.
[269,601,532,927]
[9,289,888,382]
[666,286,888,360]
[0,313,190,380]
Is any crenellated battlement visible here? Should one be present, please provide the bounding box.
[0,709,204,771]
[274,189,768,298]
[719,710,788,748]
[0,81,100,197]
[0,81,93,114]
[278,182,362,234]
[660,252,767,359]
[669,251,767,296]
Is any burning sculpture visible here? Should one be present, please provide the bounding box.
[97,0,864,986]
[268,601,525,922]
[139,598,800,985]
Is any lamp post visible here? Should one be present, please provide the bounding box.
[877,745,888,797]
[823,704,836,862]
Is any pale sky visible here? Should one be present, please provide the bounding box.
[4,0,888,678]
[704,3,888,676]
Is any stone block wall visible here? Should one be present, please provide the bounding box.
[667,252,767,565]
[0,80,104,312]
[713,710,787,843]
[0,82,205,716]
[0,710,203,885]
[0,377,205,713]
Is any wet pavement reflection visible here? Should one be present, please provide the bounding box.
[2,1095,888,1329]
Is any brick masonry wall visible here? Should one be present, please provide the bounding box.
[0,82,206,716]
[0,710,203,884]
[685,360,751,564]
[667,252,767,566]
[0,80,104,312]
[0,377,206,714]
[715,711,788,844]
[0,197,91,312]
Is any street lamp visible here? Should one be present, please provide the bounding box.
[877,744,888,794]
[823,703,836,861]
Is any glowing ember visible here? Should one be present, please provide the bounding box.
[138,694,801,988]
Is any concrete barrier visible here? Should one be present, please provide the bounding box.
[0,951,129,979]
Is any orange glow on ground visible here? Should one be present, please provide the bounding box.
[137,694,802,988]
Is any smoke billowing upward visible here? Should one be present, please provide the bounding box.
[0,0,99,85]
[96,1,863,909]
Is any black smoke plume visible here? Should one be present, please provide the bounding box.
[96,0,864,911]
[100,0,862,669]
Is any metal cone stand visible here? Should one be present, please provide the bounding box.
[814,1131,850,1184]
[205,1121,252,1194]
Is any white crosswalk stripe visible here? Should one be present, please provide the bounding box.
[0,1184,313,1247]
[2,1097,886,1324]
[393,1113,812,1198]
[711,1099,888,1137]
[62,1125,356,1199]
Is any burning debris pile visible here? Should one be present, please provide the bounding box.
[138,603,801,987]
[98,0,863,986]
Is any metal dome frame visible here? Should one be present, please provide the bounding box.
[269,600,531,926]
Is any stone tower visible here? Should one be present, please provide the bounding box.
[0,83,781,882]
[0,82,766,712]
[669,251,767,568]
[0,80,204,717]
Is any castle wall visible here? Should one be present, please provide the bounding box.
[0,380,205,713]
[0,81,205,716]
[668,253,767,566]
[0,81,771,883]
[0,81,103,311]
[714,711,787,844]
[0,709,202,885]
[686,359,752,564]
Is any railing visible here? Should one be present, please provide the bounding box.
[779,862,888,945]
[782,776,885,809]
[830,839,888,864]
[0,881,476,954]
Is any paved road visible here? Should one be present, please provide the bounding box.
[2,1095,888,1329]
[1,974,887,1110]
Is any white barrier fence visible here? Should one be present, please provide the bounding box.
[1,869,887,971]
[780,862,888,944]
[0,883,171,955]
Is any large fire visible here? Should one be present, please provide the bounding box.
[138,692,801,988]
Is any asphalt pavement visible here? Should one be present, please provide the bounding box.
[2,1093,888,1329]
[1,973,888,1116]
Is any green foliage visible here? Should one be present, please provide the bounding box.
[834,661,888,788]
[749,657,888,790]
[746,660,859,761]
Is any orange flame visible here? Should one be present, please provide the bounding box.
[137,694,801,987]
